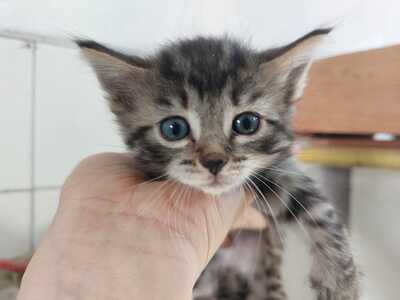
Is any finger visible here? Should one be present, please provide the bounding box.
[231,205,266,231]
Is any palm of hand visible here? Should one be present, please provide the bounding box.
[29,153,246,295]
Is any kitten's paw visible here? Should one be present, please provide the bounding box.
[310,270,359,300]
[313,287,358,300]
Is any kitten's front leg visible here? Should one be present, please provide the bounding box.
[247,227,287,300]
[303,200,359,300]
[254,169,359,300]
[280,176,359,300]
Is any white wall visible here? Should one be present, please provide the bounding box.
[0,39,123,256]
[1,0,400,57]
[350,168,400,300]
[281,167,400,300]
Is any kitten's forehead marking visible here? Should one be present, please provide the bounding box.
[186,109,201,141]
[223,105,236,137]
[236,87,282,119]
[199,97,232,146]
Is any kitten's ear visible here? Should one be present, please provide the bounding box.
[258,28,331,103]
[76,40,152,110]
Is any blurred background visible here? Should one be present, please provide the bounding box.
[0,0,399,299]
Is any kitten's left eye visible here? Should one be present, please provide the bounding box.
[160,116,190,141]
[232,112,260,135]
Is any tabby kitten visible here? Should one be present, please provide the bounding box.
[77,29,359,299]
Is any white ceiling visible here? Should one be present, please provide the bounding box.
[1,0,399,57]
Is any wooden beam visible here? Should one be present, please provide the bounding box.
[297,147,400,169]
[294,45,400,135]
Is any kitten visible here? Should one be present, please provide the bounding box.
[77,30,359,299]
[194,227,287,300]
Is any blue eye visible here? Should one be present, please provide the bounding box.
[160,116,190,141]
[232,112,260,135]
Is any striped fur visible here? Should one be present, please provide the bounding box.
[78,29,359,300]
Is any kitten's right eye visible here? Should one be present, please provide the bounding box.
[160,117,190,141]
[232,112,260,135]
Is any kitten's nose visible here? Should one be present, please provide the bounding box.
[199,153,228,175]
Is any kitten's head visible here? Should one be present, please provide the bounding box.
[77,29,329,195]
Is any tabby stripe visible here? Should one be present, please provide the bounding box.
[284,186,315,221]
[126,126,152,147]
[178,88,189,108]
[154,97,172,107]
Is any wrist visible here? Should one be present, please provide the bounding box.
[19,238,195,300]
[19,210,199,300]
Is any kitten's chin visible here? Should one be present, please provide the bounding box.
[173,176,238,195]
[170,172,245,196]
[198,184,237,196]
[194,179,246,196]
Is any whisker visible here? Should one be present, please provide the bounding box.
[204,193,213,261]
[135,178,171,216]
[175,185,188,246]
[252,173,312,243]
[245,179,285,248]
[168,182,183,237]
[164,182,185,248]
[253,172,319,227]
[251,172,337,277]
[172,184,189,255]
[233,183,262,248]
[126,173,168,204]
[261,166,304,177]
[241,184,264,276]
[213,193,224,229]
[133,174,169,188]
[204,193,219,258]
[230,185,248,244]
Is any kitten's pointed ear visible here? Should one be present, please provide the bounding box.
[76,40,152,110]
[258,28,331,103]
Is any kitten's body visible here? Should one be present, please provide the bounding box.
[195,158,358,300]
[194,227,286,300]
[78,31,359,299]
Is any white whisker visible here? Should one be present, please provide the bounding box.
[135,178,171,216]
[251,172,336,278]
[241,184,264,276]
[252,173,312,243]
[253,172,319,226]
[245,178,285,247]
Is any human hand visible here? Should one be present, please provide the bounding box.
[18,153,251,300]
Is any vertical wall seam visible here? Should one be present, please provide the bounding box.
[29,41,37,251]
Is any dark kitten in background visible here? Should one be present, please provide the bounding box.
[77,30,359,299]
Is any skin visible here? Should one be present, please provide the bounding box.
[17,153,252,300]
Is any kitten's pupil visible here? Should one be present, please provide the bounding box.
[242,119,252,130]
[160,116,190,141]
[171,124,180,135]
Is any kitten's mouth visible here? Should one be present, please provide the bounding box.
[173,169,245,196]
[204,175,228,186]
